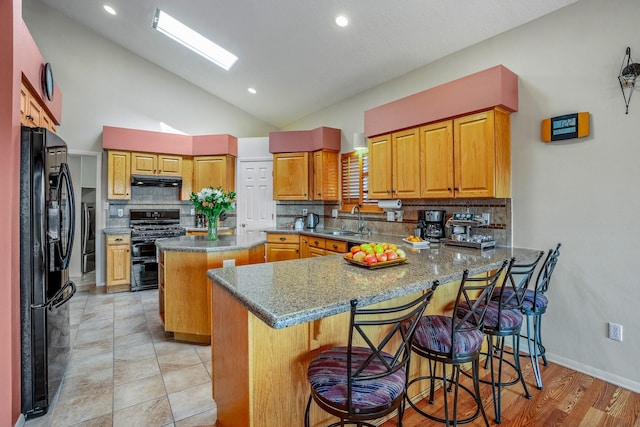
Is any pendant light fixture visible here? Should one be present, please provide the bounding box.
[618,47,640,114]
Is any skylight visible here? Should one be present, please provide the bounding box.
[152,9,238,71]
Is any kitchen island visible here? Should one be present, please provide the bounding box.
[155,231,265,343]
[207,244,541,426]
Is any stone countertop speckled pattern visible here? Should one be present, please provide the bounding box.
[104,228,131,235]
[207,245,542,329]
[264,228,409,246]
[183,226,233,232]
[155,231,266,253]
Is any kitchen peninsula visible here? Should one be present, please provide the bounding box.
[155,231,265,343]
[207,244,541,426]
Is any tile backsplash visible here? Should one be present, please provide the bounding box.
[105,186,236,229]
[275,198,511,246]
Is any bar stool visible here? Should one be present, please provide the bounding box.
[465,251,544,424]
[304,283,439,427]
[518,243,562,389]
[405,261,509,427]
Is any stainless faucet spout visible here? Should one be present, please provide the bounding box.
[351,205,364,233]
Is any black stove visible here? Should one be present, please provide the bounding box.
[129,209,185,291]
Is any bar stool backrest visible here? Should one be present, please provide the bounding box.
[452,260,510,352]
[496,251,545,311]
[535,243,562,295]
[346,282,439,414]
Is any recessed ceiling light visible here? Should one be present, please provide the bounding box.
[335,15,349,27]
[248,88,257,94]
[103,5,116,15]
[152,9,238,71]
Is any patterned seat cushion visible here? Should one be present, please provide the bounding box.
[412,315,484,356]
[494,289,548,313]
[307,346,405,411]
[458,301,523,331]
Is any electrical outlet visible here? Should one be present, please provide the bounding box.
[117,208,124,218]
[332,209,338,218]
[302,209,308,215]
[482,213,491,225]
[608,322,623,341]
[190,208,195,215]
[222,259,235,267]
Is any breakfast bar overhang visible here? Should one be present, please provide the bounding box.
[207,244,541,426]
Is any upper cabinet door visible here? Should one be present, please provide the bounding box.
[131,152,158,175]
[157,154,182,176]
[420,121,454,198]
[107,151,131,200]
[312,150,339,201]
[273,152,309,200]
[368,134,393,199]
[193,155,235,192]
[391,128,421,199]
[453,110,495,198]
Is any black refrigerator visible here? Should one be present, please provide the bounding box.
[20,126,77,419]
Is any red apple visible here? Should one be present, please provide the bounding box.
[376,253,388,262]
[385,251,398,260]
[364,254,378,264]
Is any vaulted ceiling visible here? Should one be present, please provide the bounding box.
[34,0,579,127]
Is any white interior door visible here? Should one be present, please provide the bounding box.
[236,159,275,233]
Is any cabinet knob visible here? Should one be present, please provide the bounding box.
[279,237,286,241]
[447,187,452,191]
[332,244,338,249]
[314,240,320,245]
[454,187,460,191]
[115,238,123,241]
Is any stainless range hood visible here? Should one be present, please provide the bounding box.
[131,174,182,187]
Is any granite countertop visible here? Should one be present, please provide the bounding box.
[104,228,131,235]
[264,228,408,246]
[183,226,233,232]
[155,230,266,253]
[207,245,542,329]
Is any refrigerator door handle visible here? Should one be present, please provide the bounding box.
[31,279,76,310]
[50,162,75,271]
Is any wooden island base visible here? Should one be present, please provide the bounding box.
[159,244,264,344]
[211,279,461,426]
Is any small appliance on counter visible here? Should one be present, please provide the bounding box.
[444,212,495,249]
[417,210,446,242]
[307,213,319,229]
[294,217,304,230]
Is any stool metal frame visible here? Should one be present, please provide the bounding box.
[305,283,439,427]
[521,243,561,389]
[406,261,509,427]
[479,251,544,424]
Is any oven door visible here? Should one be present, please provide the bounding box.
[131,240,159,291]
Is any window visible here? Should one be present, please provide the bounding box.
[341,150,380,212]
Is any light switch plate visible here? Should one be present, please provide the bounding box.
[332,209,338,218]
[386,211,395,221]
[117,208,124,218]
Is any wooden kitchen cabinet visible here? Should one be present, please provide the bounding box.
[300,235,348,258]
[20,82,56,132]
[266,233,300,262]
[105,234,131,293]
[369,128,421,199]
[131,152,182,176]
[419,108,511,199]
[312,150,339,201]
[107,150,131,200]
[420,120,454,198]
[192,155,236,192]
[273,150,339,201]
[273,152,309,200]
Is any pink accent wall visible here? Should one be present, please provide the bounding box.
[269,126,341,153]
[364,65,518,137]
[102,126,238,156]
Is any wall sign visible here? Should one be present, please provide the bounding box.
[541,112,589,142]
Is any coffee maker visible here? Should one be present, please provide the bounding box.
[417,210,446,242]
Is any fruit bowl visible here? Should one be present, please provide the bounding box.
[344,256,408,269]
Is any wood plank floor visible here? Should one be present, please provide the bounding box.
[380,358,640,427]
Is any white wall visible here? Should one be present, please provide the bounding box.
[286,0,640,391]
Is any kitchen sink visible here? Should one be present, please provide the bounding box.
[320,230,357,236]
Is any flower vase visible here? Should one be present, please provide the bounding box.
[206,213,219,241]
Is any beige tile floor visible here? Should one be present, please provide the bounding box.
[25,275,217,427]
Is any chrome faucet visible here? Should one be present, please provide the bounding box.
[350,205,365,234]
